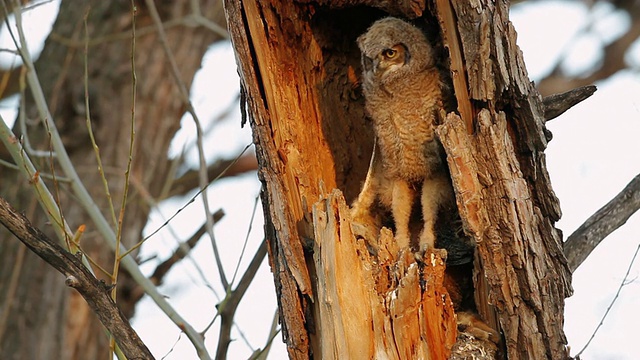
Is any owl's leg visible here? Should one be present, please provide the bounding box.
[351,178,378,224]
[351,180,381,242]
[391,178,414,249]
[419,175,453,252]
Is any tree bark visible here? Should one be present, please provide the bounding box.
[435,1,573,358]
[0,1,225,358]
[225,0,572,359]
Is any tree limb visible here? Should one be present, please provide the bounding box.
[564,174,640,272]
[542,85,597,122]
[0,196,154,360]
[150,210,224,286]
[167,153,257,198]
[215,239,268,360]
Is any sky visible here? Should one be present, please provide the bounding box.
[0,1,639,359]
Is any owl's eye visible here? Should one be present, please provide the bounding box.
[382,48,397,59]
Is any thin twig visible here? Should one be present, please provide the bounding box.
[83,9,119,233]
[251,310,281,360]
[230,194,260,285]
[148,210,224,289]
[575,241,640,357]
[111,0,138,299]
[18,67,53,157]
[213,239,268,360]
[168,151,257,198]
[160,332,183,360]
[0,158,71,181]
[0,114,72,244]
[127,175,222,300]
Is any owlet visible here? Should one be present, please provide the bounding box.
[351,17,454,253]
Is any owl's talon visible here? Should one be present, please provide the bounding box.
[350,221,377,242]
[418,232,436,253]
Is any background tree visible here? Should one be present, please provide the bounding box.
[0,1,258,359]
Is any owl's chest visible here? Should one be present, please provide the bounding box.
[374,110,438,180]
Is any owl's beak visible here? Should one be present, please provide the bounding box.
[372,58,380,75]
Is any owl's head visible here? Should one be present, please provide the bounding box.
[357,17,434,86]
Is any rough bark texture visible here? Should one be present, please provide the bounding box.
[225,0,572,359]
[436,0,574,358]
[0,1,225,358]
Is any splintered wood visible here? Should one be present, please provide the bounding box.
[312,190,457,360]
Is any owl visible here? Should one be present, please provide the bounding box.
[351,17,454,253]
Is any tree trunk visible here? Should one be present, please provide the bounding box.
[226,0,571,359]
[0,1,225,358]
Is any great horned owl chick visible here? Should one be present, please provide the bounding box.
[351,17,454,253]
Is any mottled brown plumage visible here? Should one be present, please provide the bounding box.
[352,17,454,252]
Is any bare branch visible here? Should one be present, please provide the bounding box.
[150,210,225,287]
[0,196,154,360]
[543,85,597,122]
[214,239,268,360]
[128,210,225,305]
[168,153,258,198]
[564,174,640,272]
[143,0,228,290]
[436,0,473,133]
[250,310,281,360]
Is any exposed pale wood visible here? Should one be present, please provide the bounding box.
[225,1,376,358]
[312,190,456,360]
[435,0,474,133]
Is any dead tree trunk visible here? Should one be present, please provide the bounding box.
[225,0,572,359]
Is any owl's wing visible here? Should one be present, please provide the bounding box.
[352,138,383,213]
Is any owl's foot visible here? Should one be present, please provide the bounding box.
[418,228,436,253]
[350,221,378,243]
[349,206,381,242]
[415,246,448,263]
